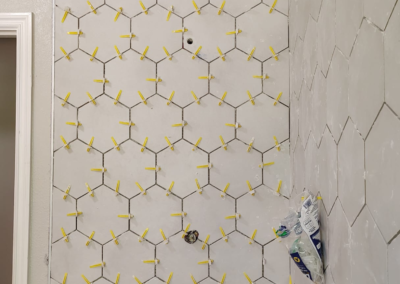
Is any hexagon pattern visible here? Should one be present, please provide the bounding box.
[52,2,290,283]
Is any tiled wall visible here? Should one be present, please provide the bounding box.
[289,0,400,283]
[51,1,291,284]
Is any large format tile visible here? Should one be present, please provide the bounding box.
[317,0,335,76]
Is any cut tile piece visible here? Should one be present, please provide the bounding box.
[54,50,103,107]
[366,105,400,242]
[348,20,384,139]
[103,231,155,283]
[157,140,208,198]
[237,185,289,244]
[238,94,289,152]
[311,67,327,145]
[131,95,182,152]
[52,188,76,242]
[51,231,102,284]
[317,0,335,76]
[55,6,78,61]
[211,0,261,17]
[105,49,156,107]
[54,140,102,198]
[210,231,262,284]
[264,0,288,15]
[389,234,400,284]
[55,0,104,17]
[210,49,262,107]
[106,0,156,17]
[158,49,208,107]
[184,5,235,62]
[237,4,288,61]
[263,239,290,284]
[130,185,182,244]
[210,139,262,198]
[80,5,130,62]
[184,95,235,152]
[302,16,318,89]
[78,95,129,153]
[77,186,129,244]
[364,0,397,30]
[156,234,208,283]
[158,0,208,17]
[183,185,235,244]
[104,140,155,198]
[54,97,77,150]
[131,5,182,62]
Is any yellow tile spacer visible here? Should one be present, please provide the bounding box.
[66,121,82,127]
[115,180,120,196]
[138,91,147,105]
[273,136,281,151]
[110,230,119,245]
[247,47,256,61]
[120,33,136,38]
[87,136,94,152]
[219,135,227,150]
[93,77,109,83]
[217,46,226,61]
[163,46,173,60]
[219,227,228,242]
[160,228,168,242]
[141,137,148,152]
[182,223,190,238]
[61,227,69,242]
[140,46,149,60]
[114,90,122,105]
[167,91,175,105]
[247,90,255,105]
[246,180,255,196]
[60,46,70,60]
[63,186,70,200]
[146,77,162,82]
[81,274,91,284]
[243,272,253,284]
[62,273,68,284]
[171,212,187,217]
[145,166,161,172]
[133,275,143,284]
[272,227,279,239]
[259,161,274,168]
[61,92,70,106]
[221,183,230,198]
[115,273,120,284]
[269,0,278,13]
[86,92,97,105]
[166,272,173,284]
[192,137,202,151]
[166,181,174,196]
[195,179,202,194]
[139,228,149,242]
[225,122,241,129]
[190,274,198,284]
[249,229,257,244]
[225,213,240,219]
[198,259,213,265]
[60,135,70,149]
[289,275,292,284]
[85,231,95,246]
[269,46,278,60]
[201,234,210,250]
[90,46,98,61]
[91,167,107,172]
[173,27,188,33]
[111,136,120,151]
[276,180,282,194]
[114,7,122,21]
[226,28,242,35]
[198,74,215,80]
[191,91,200,104]
[317,196,323,200]
[143,259,160,264]
[165,137,174,150]
[67,30,83,35]
[192,46,202,59]
[61,7,70,23]
[85,182,94,197]
[67,211,82,217]
[119,121,135,126]
[192,0,201,14]
[166,6,174,21]
[220,273,227,284]
[274,92,283,106]
[197,163,212,169]
[253,74,269,79]
[87,1,97,14]
[114,45,122,59]
[139,1,148,14]
[118,214,134,219]
[218,1,226,15]
[247,137,254,152]
[135,182,147,195]
[218,91,227,106]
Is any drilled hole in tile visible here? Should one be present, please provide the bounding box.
[187,38,193,45]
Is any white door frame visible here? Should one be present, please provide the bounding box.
[0,13,32,284]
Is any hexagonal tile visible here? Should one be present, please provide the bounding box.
[131,5,182,62]
[364,0,397,30]
[105,50,156,107]
[290,96,300,145]
[210,49,262,108]
[319,201,329,269]
[237,185,288,244]
[351,207,388,284]
[317,0,335,76]
[104,140,155,198]
[200,278,219,284]
[131,95,182,152]
[291,37,304,97]
[348,20,384,139]
[92,279,111,284]
[311,66,327,145]
[55,0,104,17]
[147,278,164,284]
[299,81,312,146]
[210,0,261,17]
[156,234,208,283]
[237,4,288,61]
[210,231,262,284]
[264,239,290,284]
[184,5,235,62]
[103,231,155,283]
[80,5,130,62]
[293,138,305,194]
[183,185,235,244]
[326,49,349,142]
[237,94,289,152]
[106,0,156,17]
[338,119,365,225]
[55,50,103,107]
[157,140,208,198]
[304,136,319,197]
[158,49,208,107]
[366,105,400,242]
[54,140,103,198]
[210,139,262,198]
[51,231,102,284]
[302,17,318,89]
[263,49,289,106]
[158,0,208,17]
[384,2,400,116]
[77,186,129,244]
[263,0,288,15]
[389,234,400,284]
[130,185,182,244]
[78,95,129,153]
[262,141,291,198]
[184,95,235,152]
[54,97,77,150]
[52,188,76,242]
[55,6,78,61]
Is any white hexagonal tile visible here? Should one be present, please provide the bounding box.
[389,234,400,284]
[210,231,262,284]
[210,49,262,108]
[210,0,261,17]
[55,50,103,107]
[338,119,365,225]
[158,49,208,107]
[156,234,208,283]
[237,4,288,61]
[210,140,262,198]
[255,278,273,284]
[158,0,208,17]
[310,66,327,145]
[106,0,156,17]
[80,5,130,62]
[263,239,290,284]
[304,136,319,196]
[78,95,129,153]
[131,95,182,152]
[105,50,156,107]
[56,0,104,17]
[157,140,208,198]
[326,49,349,142]
[290,96,300,145]
[147,278,164,284]
[77,186,129,244]
[302,17,318,89]
[104,140,155,198]
[364,0,397,30]
[237,94,289,152]
[319,201,329,269]
[200,278,219,284]
[54,97,77,150]
[350,207,388,284]
[264,0,288,15]
[384,2,400,116]
[317,0,335,76]
[51,231,102,284]
[130,185,182,244]
[324,267,336,284]
[184,95,235,153]
[299,81,312,146]
[103,231,155,283]
[366,105,400,242]
[348,20,384,139]
[55,6,78,62]
[131,5,182,62]
[293,138,305,194]
[54,140,103,198]
[52,188,76,242]
[262,141,291,198]
[183,185,235,244]
[93,279,111,284]
[238,185,288,244]
[291,37,304,97]
[184,5,235,62]
[263,49,289,106]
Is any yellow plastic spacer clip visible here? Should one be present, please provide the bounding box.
[166,6,174,21]
[110,230,119,245]
[86,231,95,246]
[146,77,162,82]
[272,227,279,239]
[166,272,173,284]
[220,273,227,284]
[195,179,203,194]
[120,33,136,38]
[198,74,215,80]
[246,180,255,196]
[139,228,149,242]
[67,30,83,36]
[243,272,253,284]
[87,1,97,14]
[66,121,82,127]
[172,27,188,33]
[171,212,187,217]
[217,46,226,61]
[115,273,121,284]
[167,91,175,105]
[62,273,68,284]
[247,90,255,105]
[218,91,227,106]
[247,47,256,61]
[143,259,160,264]
[269,0,278,13]
[160,228,169,244]
[114,45,122,59]
[90,47,98,61]
[118,214,134,219]
[220,227,228,242]
[249,229,257,244]
[138,91,147,105]
[274,92,283,106]
[221,183,230,198]
[198,259,214,265]
[218,1,226,15]
[60,135,70,149]
[61,227,69,242]
[226,28,242,35]
[61,7,70,23]
[201,234,210,250]
[192,137,202,151]
[247,137,254,152]
[140,46,149,60]
[317,196,323,200]
[182,223,190,238]
[191,91,200,104]
[225,213,241,220]
[165,137,174,150]
[276,180,282,194]
[135,182,147,195]
[197,163,212,169]
[111,136,120,151]
[253,74,269,80]
[259,161,274,168]
[67,211,82,217]
[219,135,227,150]
[192,46,202,59]
[273,136,281,151]
[60,46,70,60]
[139,1,148,14]
[133,275,143,284]
[269,46,278,60]
[87,136,94,152]
[225,122,241,129]
[61,92,70,106]
[163,46,173,60]
[166,181,174,196]
[289,275,292,284]
[192,0,201,14]
[91,167,107,173]
[141,137,148,152]
[63,186,71,200]
[115,180,120,196]
[114,90,122,105]
[145,166,161,172]
[85,182,94,197]
[114,7,122,21]
[81,274,91,284]
[86,92,97,105]
[190,274,198,284]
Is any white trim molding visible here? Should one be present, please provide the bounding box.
[0,13,33,284]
